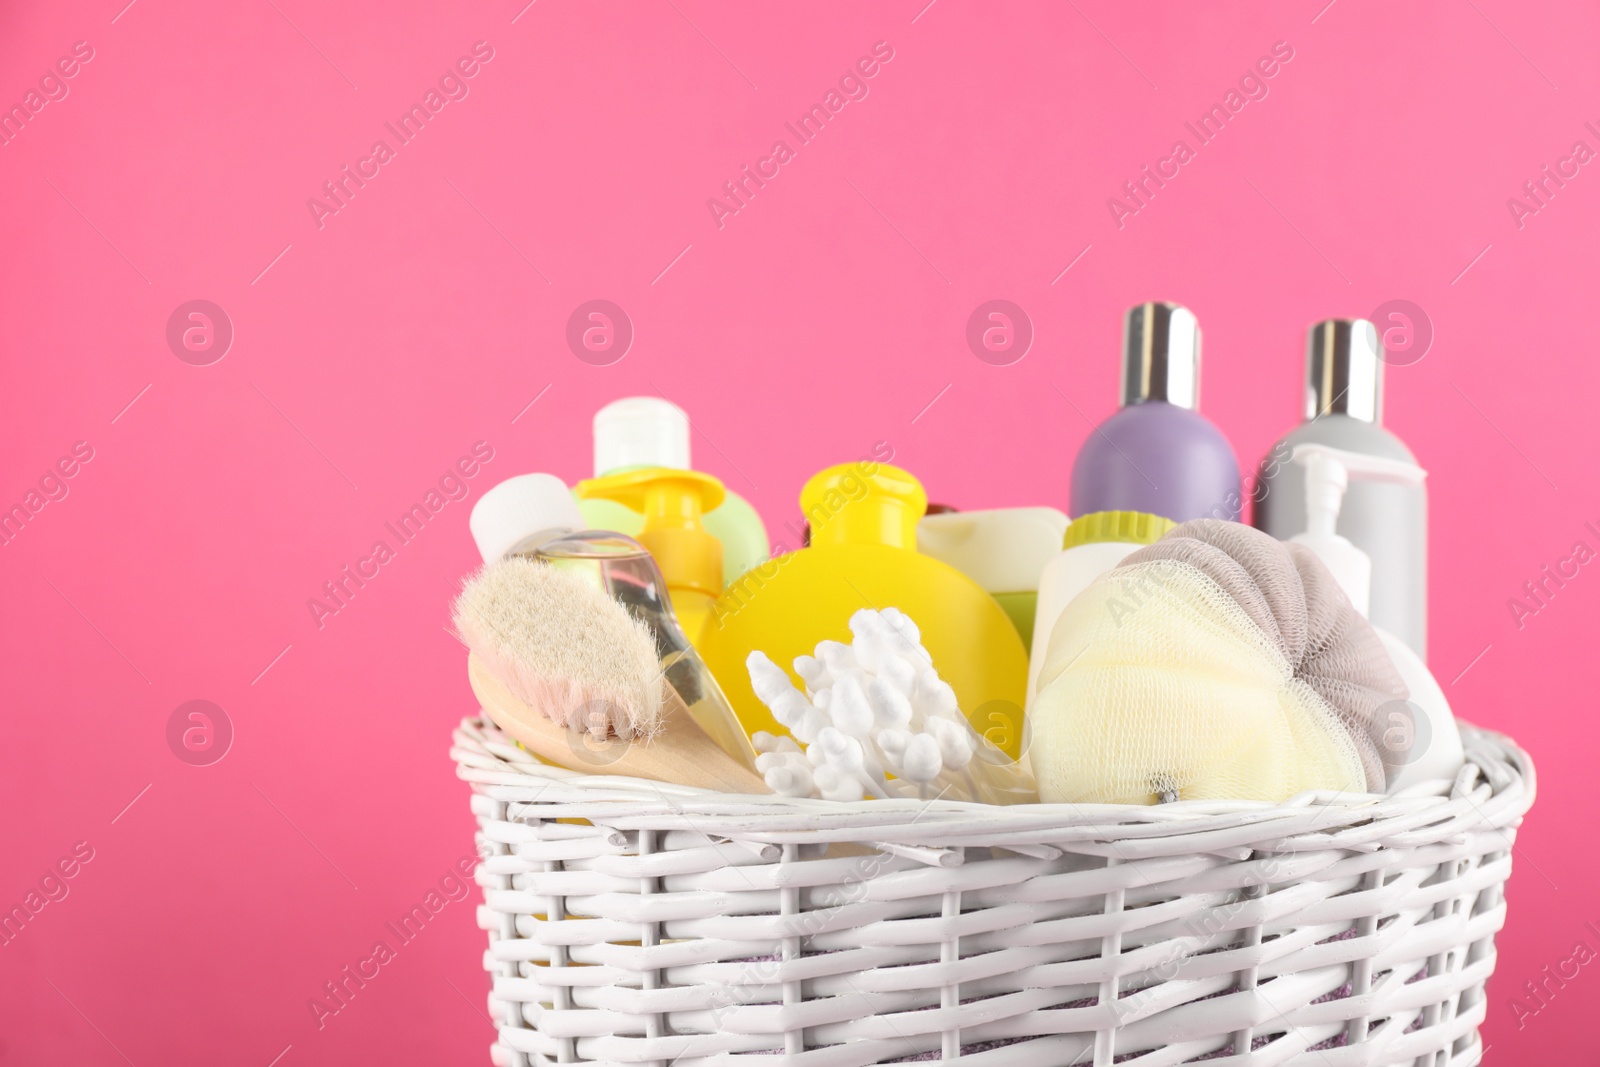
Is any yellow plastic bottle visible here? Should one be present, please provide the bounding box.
[699,462,1030,758]
[575,467,725,645]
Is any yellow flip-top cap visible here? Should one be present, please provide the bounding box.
[801,462,927,549]
[576,467,726,596]
[1062,510,1175,550]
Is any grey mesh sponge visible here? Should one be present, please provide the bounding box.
[1123,520,1407,791]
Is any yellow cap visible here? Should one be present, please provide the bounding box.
[1062,510,1175,549]
[576,467,726,597]
[801,462,927,549]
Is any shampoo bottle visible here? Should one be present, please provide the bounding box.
[1254,319,1428,658]
[576,398,770,583]
[1070,302,1241,522]
[1290,443,1462,790]
[699,462,1031,757]
[916,507,1069,647]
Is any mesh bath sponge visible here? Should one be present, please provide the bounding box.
[1030,520,1407,805]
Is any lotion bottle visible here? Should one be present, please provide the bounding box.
[699,462,1031,757]
[1070,302,1242,523]
[1254,320,1428,658]
[1026,510,1174,711]
[577,398,770,584]
[916,507,1069,647]
[575,467,726,646]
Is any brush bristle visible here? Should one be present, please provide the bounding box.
[453,557,663,739]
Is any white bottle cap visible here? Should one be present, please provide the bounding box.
[594,397,691,476]
[470,473,586,562]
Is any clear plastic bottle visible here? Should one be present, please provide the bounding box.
[528,531,756,770]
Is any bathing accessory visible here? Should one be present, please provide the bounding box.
[469,472,586,563]
[455,712,1532,1067]
[576,466,726,645]
[532,529,759,770]
[699,462,1030,757]
[1254,318,1429,657]
[745,608,1035,804]
[1291,444,1463,790]
[577,397,771,583]
[1030,519,1407,804]
[1106,519,1405,790]
[467,656,767,793]
[455,559,765,792]
[916,506,1069,647]
[454,558,662,741]
[1027,509,1174,710]
[1070,302,1241,522]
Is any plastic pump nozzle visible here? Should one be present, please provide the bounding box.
[1292,444,1427,616]
[576,466,726,642]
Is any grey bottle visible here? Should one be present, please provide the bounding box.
[1253,319,1428,658]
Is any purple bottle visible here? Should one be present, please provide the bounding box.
[1070,302,1241,522]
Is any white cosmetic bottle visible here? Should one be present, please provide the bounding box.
[917,506,1069,649]
[1026,510,1174,712]
[1291,445,1464,791]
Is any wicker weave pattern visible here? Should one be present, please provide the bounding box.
[453,720,1533,1067]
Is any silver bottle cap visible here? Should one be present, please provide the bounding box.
[1306,319,1383,423]
[1122,302,1201,409]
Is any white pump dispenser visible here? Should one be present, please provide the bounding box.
[1292,445,1425,616]
[1291,445,1463,791]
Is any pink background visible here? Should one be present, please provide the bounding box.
[1,0,1593,1062]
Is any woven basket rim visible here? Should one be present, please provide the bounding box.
[453,718,1533,854]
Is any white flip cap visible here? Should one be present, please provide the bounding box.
[470,473,586,562]
[594,397,691,475]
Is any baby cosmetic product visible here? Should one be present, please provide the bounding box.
[1026,510,1174,710]
[577,397,771,583]
[1254,319,1428,657]
[1290,443,1463,789]
[699,462,1031,757]
[916,506,1069,646]
[470,472,586,562]
[1070,302,1242,522]
[576,466,726,646]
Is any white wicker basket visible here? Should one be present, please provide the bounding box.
[453,718,1534,1067]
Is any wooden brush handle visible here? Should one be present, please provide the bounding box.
[468,654,769,795]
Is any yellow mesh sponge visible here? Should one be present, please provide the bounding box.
[1029,520,1406,805]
